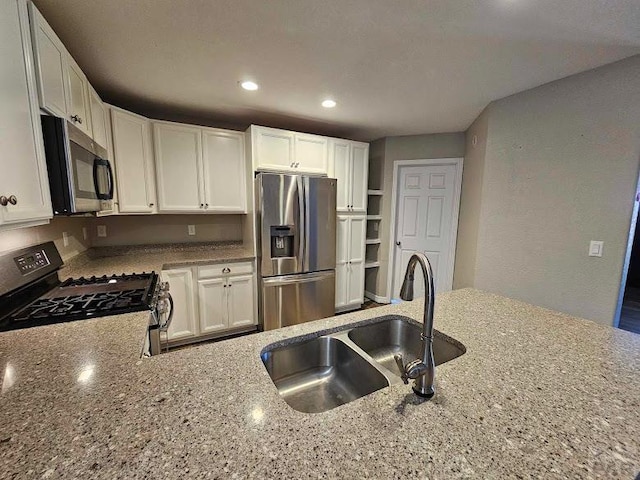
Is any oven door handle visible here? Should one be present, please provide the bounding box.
[159,292,174,332]
[93,158,114,200]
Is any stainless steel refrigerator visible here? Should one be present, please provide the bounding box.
[256,173,336,331]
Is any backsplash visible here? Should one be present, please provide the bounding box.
[0,217,91,261]
[89,214,244,247]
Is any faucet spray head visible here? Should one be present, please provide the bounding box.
[399,271,414,301]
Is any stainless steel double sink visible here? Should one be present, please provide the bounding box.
[260,315,466,413]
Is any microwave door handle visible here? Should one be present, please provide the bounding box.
[93,158,114,200]
[105,159,114,199]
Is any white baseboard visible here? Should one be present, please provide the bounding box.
[365,291,390,304]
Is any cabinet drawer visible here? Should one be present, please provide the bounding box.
[198,262,253,279]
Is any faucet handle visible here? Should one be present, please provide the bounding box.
[393,354,409,384]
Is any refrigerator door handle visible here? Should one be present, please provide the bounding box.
[262,271,335,286]
[297,175,306,272]
[303,176,311,271]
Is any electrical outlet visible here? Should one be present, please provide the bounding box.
[62,232,69,247]
[82,227,88,241]
[188,225,196,236]
[97,225,107,238]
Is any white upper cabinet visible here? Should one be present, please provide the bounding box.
[110,107,157,214]
[251,126,294,171]
[202,128,247,213]
[88,85,107,149]
[0,0,52,228]
[249,125,329,174]
[294,133,328,174]
[329,139,369,213]
[153,122,203,213]
[28,2,67,118]
[65,57,92,136]
[153,122,247,214]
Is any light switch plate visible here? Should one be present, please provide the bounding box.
[188,225,196,236]
[97,225,107,238]
[589,240,603,257]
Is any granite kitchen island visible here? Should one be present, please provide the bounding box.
[1,288,638,479]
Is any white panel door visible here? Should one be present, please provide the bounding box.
[227,274,256,328]
[294,133,328,174]
[392,164,457,298]
[162,269,198,341]
[350,143,369,213]
[346,216,366,305]
[198,277,228,333]
[110,108,156,213]
[202,129,246,213]
[28,3,67,118]
[0,0,52,227]
[253,126,294,171]
[335,215,350,308]
[88,86,108,149]
[329,140,351,212]
[65,57,92,136]
[153,122,203,212]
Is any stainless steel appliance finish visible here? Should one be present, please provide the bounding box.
[260,315,466,413]
[40,115,114,214]
[256,173,336,330]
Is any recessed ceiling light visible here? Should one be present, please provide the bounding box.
[240,81,259,91]
[322,99,337,108]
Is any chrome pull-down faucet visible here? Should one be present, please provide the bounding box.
[393,252,436,398]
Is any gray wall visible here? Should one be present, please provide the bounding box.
[367,132,466,300]
[90,215,244,246]
[454,55,640,325]
[0,217,91,261]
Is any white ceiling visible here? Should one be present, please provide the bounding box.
[33,0,640,141]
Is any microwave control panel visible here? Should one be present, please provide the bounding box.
[14,249,50,275]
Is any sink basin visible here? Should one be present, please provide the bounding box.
[261,316,466,413]
[261,336,389,413]
[348,317,466,375]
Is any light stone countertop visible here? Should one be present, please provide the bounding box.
[59,242,256,279]
[1,285,639,478]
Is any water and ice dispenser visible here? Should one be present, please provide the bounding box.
[270,225,295,258]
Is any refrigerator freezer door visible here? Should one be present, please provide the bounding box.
[260,271,335,330]
[302,176,337,273]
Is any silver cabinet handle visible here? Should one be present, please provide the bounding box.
[8,195,17,205]
[0,196,7,207]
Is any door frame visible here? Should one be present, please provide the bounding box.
[387,158,464,300]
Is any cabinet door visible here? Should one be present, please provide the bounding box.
[89,86,108,149]
[153,122,203,212]
[227,274,256,328]
[162,269,198,341]
[346,216,366,305]
[202,129,246,213]
[110,108,156,213]
[329,139,351,212]
[198,277,228,333]
[350,142,369,213]
[294,133,328,174]
[253,126,294,171]
[65,57,92,136]
[96,104,118,216]
[0,0,52,227]
[28,3,67,118]
[335,215,349,308]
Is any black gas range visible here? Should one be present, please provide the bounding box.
[0,243,172,346]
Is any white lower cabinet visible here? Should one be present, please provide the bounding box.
[164,262,257,343]
[161,268,198,341]
[335,215,366,311]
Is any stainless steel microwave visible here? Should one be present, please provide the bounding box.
[40,115,113,215]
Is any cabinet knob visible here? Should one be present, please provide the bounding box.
[200,203,204,208]
[0,196,7,207]
[396,241,401,247]
[149,203,154,207]
[222,267,231,274]
[295,162,299,168]
[70,115,83,124]
[290,162,294,168]
[8,195,17,205]
[205,204,209,209]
